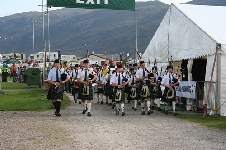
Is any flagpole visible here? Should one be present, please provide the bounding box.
[135,10,138,63]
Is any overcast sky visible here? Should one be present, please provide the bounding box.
[0,0,192,17]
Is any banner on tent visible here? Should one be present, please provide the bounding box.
[175,81,197,99]
[47,0,135,11]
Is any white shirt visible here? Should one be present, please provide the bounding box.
[136,68,149,80]
[110,72,128,86]
[128,74,137,86]
[96,72,104,83]
[70,69,78,78]
[47,67,69,81]
[161,72,180,86]
[77,68,95,81]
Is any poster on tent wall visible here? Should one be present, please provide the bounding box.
[175,81,197,99]
[47,0,135,11]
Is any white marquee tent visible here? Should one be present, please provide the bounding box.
[142,4,226,116]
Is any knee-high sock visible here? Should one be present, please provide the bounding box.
[87,103,92,112]
[141,101,145,111]
[83,101,87,110]
[172,101,176,112]
[121,103,125,112]
[156,98,160,108]
[116,103,120,110]
[75,93,78,99]
[134,100,137,108]
[147,100,151,111]
[100,94,103,101]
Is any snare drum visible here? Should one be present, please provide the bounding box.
[92,83,98,93]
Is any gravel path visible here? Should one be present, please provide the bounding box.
[1,94,226,150]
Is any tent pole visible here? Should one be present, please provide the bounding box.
[167,5,172,63]
[216,44,222,114]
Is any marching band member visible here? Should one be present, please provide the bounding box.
[77,60,97,117]
[105,65,115,108]
[110,64,129,116]
[47,59,70,117]
[151,66,162,110]
[96,66,105,104]
[71,64,80,103]
[161,65,180,115]
[128,68,138,111]
[136,61,153,115]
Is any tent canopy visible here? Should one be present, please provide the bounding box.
[142,4,226,63]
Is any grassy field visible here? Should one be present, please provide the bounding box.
[0,79,70,111]
[177,114,226,130]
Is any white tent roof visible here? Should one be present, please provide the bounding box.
[142,4,226,62]
[176,4,226,44]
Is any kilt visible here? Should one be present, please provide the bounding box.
[97,83,104,93]
[104,83,114,99]
[149,85,162,99]
[162,87,176,102]
[72,80,80,95]
[47,85,63,100]
[139,84,149,100]
[127,86,138,100]
[79,83,93,100]
[113,88,126,103]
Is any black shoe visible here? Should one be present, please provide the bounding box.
[151,106,155,110]
[74,100,77,103]
[87,112,91,116]
[79,101,82,104]
[134,108,137,111]
[101,101,104,104]
[55,112,61,117]
[82,109,86,114]
[141,111,145,115]
[138,101,141,105]
[122,112,125,116]
[112,103,116,109]
[158,107,161,111]
[132,107,134,109]
[97,101,100,103]
[173,112,178,116]
[147,110,153,115]
[106,101,108,104]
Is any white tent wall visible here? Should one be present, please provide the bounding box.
[220,44,226,116]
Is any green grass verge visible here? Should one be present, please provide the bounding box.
[0,80,70,111]
[177,114,226,130]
